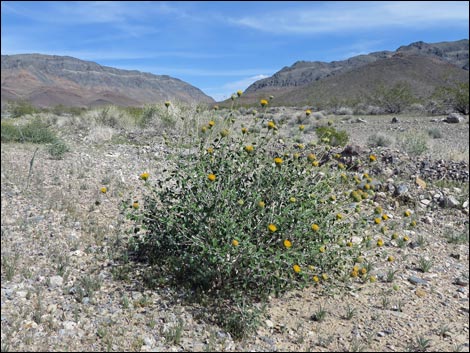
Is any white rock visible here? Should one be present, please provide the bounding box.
[49,276,63,288]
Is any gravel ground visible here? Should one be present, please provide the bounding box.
[1,110,469,352]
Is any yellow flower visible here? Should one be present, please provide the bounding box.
[207,147,214,154]
[283,239,292,248]
[374,206,383,214]
[268,224,277,233]
[403,235,410,242]
[307,153,317,161]
[289,197,296,203]
[244,145,254,153]
[392,232,399,240]
[404,209,411,217]
[369,275,377,283]
[410,220,417,227]
[213,105,219,111]
[387,255,394,262]
[321,273,328,281]
[293,153,300,159]
[309,265,315,271]
[132,201,139,209]
[260,99,268,107]
[208,173,216,181]
[258,201,265,208]
[369,155,377,162]
[140,172,149,181]
[299,125,305,131]
[377,238,384,247]
[237,199,244,205]
[305,109,312,116]
[365,184,371,190]
[313,275,319,283]
[329,195,336,201]
[220,129,229,137]
[374,217,381,224]
[241,127,248,134]
[312,161,319,167]
[311,224,320,232]
[338,163,345,169]
[274,157,283,166]
[201,126,207,133]
[237,90,243,97]
[208,120,215,128]
[336,213,343,220]
[293,264,301,273]
[361,268,367,275]
[382,214,389,221]
[164,101,171,108]
[346,241,353,247]
[100,186,107,193]
[319,246,325,253]
[297,143,305,149]
[351,270,359,278]
[356,256,364,263]
[232,239,239,247]
[267,121,276,130]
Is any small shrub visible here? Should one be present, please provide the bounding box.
[316,126,349,147]
[427,128,443,139]
[9,100,38,118]
[398,132,428,156]
[47,140,69,159]
[367,132,393,147]
[1,118,57,144]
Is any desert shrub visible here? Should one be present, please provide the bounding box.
[367,132,393,147]
[1,118,57,144]
[47,140,69,159]
[427,127,443,139]
[315,126,349,147]
[335,107,354,115]
[398,131,429,156]
[125,107,383,337]
[9,100,39,118]
[373,82,416,113]
[434,82,469,115]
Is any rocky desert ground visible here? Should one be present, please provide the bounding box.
[1,106,469,352]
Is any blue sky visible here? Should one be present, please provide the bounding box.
[2,1,469,101]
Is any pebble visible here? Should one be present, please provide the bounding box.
[415,289,426,298]
[49,276,64,288]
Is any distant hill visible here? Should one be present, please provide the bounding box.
[1,54,215,108]
[234,39,469,106]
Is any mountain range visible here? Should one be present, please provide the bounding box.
[1,54,214,108]
[1,39,468,109]
[237,39,469,106]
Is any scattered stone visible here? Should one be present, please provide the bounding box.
[439,195,460,209]
[265,319,274,328]
[415,289,426,298]
[394,184,409,197]
[49,276,64,288]
[391,117,399,124]
[415,176,426,189]
[443,113,463,123]
[408,276,428,285]
[454,278,469,286]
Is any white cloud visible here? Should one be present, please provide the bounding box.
[230,1,469,34]
[203,74,271,102]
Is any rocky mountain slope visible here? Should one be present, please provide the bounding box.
[1,54,215,107]
[238,39,469,106]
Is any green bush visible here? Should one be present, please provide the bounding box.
[47,140,69,159]
[398,131,429,156]
[373,82,416,113]
[367,132,393,147]
[1,118,57,144]
[434,82,469,115]
[315,126,349,147]
[9,100,38,118]
[125,111,377,338]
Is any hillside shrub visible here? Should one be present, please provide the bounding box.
[367,132,393,147]
[373,82,416,113]
[9,100,39,118]
[434,82,469,115]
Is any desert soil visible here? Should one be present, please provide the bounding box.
[1,110,469,352]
